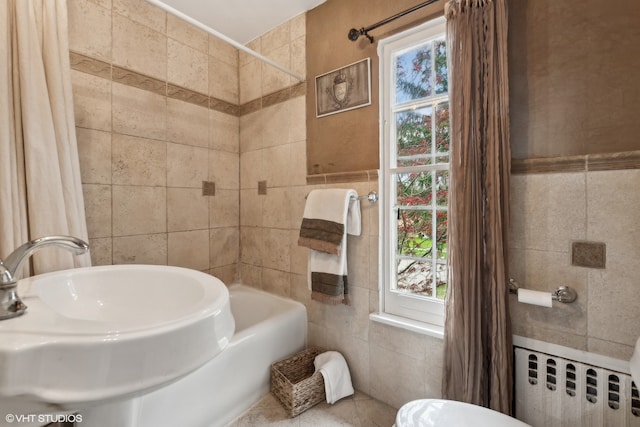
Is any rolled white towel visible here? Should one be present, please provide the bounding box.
[314,351,355,404]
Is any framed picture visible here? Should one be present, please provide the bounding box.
[315,58,371,118]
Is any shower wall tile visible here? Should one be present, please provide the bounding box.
[168,230,210,271]
[76,127,111,184]
[88,237,112,266]
[209,150,240,190]
[263,144,291,188]
[209,190,239,228]
[209,35,239,68]
[112,134,166,186]
[261,21,290,54]
[112,233,167,265]
[82,184,111,238]
[68,0,111,62]
[112,83,166,140]
[263,188,291,229]
[262,268,290,297]
[167,14,208,53]
[209,227,239,268]
[240,150,263,190]
[112,0,166,33]
[209,57,239,104]
[166,99,209,148]
[167,188,209,232]
[112,186,166,236]
[209,109,239,153]
[240,227,263,265]
[261,44,291,96]
[262,101,290,148]
[239,109,264,153]
[168,39,208,94]
[71,70,111,132]
[262,228,290,271]
[112,14,167,81]
[239,58,262,104]
[167,143,209,188]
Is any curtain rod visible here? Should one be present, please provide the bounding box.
[144,0,305,81]
[348,0,441,43]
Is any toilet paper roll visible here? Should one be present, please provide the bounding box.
[517,289,553,307]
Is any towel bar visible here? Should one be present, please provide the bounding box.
[305,191,378,203]
[508,278,577,304]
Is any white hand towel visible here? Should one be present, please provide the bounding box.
[314,351,354,404]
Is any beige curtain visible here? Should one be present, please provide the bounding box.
[0,0,90,273]
[442,0,512,415]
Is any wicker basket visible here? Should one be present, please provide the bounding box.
[270,346,326,417]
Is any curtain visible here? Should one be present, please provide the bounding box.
[0,0,90,274]
[442,0,512,415]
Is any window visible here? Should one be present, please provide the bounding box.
[377,17,449,329]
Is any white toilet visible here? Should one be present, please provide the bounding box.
[395,399,531,427]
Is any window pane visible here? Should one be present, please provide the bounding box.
[396,172,433,206]
[396,258,445,298]
[436,210,447,260]
[396,107,432,165]
[435,101,449,154]
[397,209,432,256]
[395,43,433,103]
[436,170,448,207]
[434,39,448,94]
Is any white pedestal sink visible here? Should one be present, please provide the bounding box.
[0,265,234,422]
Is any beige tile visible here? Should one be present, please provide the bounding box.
[209,57,239,104]
[167,14,208,53]
[168,39,208,94]
[289,229,307,276]
[209,264,238,285]
[261,44,291,96]
[323,286,370,342]
[167,98,209,148]
[346,234,370,291]
[76,127,111,184]
[239,263,262,288]
[85,0,111,8]
[113,0,166,33]
[239,60,262,104]
[587,338,634,361]
[112,233,167,264]
[82,184,111,238]
[240,227,263,266]
[298,399,361,427]
[262,101,290,148]
[263,188,291,229]
[290,141,307,186]
[112,82,166,140]
[263,144,291,188]
[209,227,239,267]
[239,109,264,153]
[262,228,290,271]
[167,188,208,232]
[112,134,166,186]
[67,0,111,62]
[587,256,640,348]
[370,345,425,409]
[167,143,209,188]
[354,396,398,427]
[240,150,263,189]
[209,150,239,190]
[290,14,306,41]
[325,330,370,394]
[209,110,239,153]
[112,14,167,81]
[262,268,290,298]
[509,173,586,251]
[208,35,239,67]
[71,70,111,132]
[112,185,166,236]
[168,230,210,271]
[240,189,263,227]
[209,189,239,228]
[586,169,640,259]
[88,237,112,266]
[261,21,290,54]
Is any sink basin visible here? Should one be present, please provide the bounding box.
[0,265,234,410]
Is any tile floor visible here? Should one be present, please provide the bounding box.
[227,391,398,427]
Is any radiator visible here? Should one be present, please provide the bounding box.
[515,347,640,427]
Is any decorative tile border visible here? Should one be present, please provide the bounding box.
[70,51,305,118]
[511,151,640,174]
[307,170,378,185]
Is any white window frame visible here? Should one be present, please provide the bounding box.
[373,17,447,337]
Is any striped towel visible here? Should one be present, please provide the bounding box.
[298,189,361,305]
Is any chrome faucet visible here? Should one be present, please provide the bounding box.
[0,236,90,320]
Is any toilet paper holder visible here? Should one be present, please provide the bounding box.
[508,279,577,304]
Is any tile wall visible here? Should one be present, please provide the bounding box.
[68,0,240,283]
[67,0,639,414]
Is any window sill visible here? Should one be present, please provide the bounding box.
[369,312,444,339]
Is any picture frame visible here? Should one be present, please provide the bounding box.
[315,58,371,118]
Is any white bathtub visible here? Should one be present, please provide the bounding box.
[79,284,307,427]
